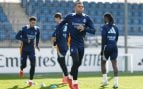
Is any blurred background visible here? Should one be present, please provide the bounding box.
[0,2,142,89]
[0,0,142,48]
[0,0,142,73]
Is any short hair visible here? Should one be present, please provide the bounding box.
[54,12,62,19]
[74,1,83,6]
[104,13,114,24]
[29,16,37,21]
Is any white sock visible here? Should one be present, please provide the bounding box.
[102,74,108,83]
[29,80,33,82]
[114,77,118,86]
[63,74,68,77]
[68,74,73,80]
[73,80,78,84]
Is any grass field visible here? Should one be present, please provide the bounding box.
[0,72,143,89]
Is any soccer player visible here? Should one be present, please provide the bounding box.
[51,12,69,84]
[15,16,40,86]
[100,13,119,88]
[56,1,96,89]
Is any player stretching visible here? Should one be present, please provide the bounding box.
[15,16,40,86]
[100,13,119,88]
[57,1,96,89]
[51,12,69,84]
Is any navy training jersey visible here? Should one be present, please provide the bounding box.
[52,23,69,50]
[101,24,119,51]
[16,25,40,51]
[57,13,96,47]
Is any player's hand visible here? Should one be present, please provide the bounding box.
[77,25,85,32]
[100,52,107,61]
[52,37,56,42]
[51,46,55,54]
[100,51,103,56]
[36,46,40,51]
[51,37,56,45]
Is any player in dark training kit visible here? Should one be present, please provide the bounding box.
[100,13,119,88]
[51,12,69,84]
[57,1,96,89]
[15,16,40,86]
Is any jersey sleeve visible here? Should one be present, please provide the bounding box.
[57,14,69,30]
[15,28,28,43]
[36,28,40,47]
[85,16,96,34]
[52,31,56,37]
[101,26,107,54]
[115,26,119,42]
[56,15,70,37]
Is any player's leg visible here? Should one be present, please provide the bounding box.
[57,56,68,76]
[29,50,36,80]
[28,50,36,86]
[111,48,118,88]
[101,59,108,85]
[70,47,79,79]
[68,47,79,89]
[57,46,68,83]
[72,47,84,89]
[57,56,68,84]
[19,50,28,78]
[111,59,118,88]
[101,48,110,86]
[101,59,106,74]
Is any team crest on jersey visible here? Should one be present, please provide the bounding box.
[83,19,86,23]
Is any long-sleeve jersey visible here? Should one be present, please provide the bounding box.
[57,13,96,47]
[16,25,40,51]
[52,23,69,51]
[101,24,119,52]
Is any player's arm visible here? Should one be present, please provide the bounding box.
[56,15,69,34]
[85,16,96,34]
[15,29,28,43]
[36,29,40,51]
[115,27,119,42]
[51,30,56,46]
[101,27,107,55]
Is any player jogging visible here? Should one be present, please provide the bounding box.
[57,1,96,89]
[51,12,69,84]
[15,16,40,86]
[100,13,119,88]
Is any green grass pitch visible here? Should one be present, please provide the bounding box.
[0,72,142,89]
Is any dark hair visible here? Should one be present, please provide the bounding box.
[104,13,114,24]
[74,1,83,6]
[29,16,37,21]
[54,12,62,19]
